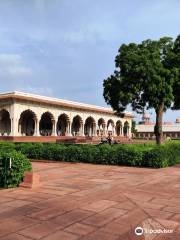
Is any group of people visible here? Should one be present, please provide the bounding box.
[101,134,117,145]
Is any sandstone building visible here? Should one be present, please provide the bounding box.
[136,113,180,139]
[0,91,133,142]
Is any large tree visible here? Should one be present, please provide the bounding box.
[103,36,180,144]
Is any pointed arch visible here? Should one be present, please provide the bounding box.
[57,113,70,136]
[40,111,55,136]
[107,119,115,135]
[19,109,37,136]
[123,121,130,136]
[116,120,123,136]
[97,118,106,136]
[71,115,83,136]
[84,116,96,136]
[0,109,11,136]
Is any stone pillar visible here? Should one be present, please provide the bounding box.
[114,126,117,137]
[121,124,124,136]
[92,123,96,136]
[65,122,69,136]
[35,119,40,136]
[19,122,22,136]
[10,117,19,136]
[68,122,72,136]
[81,123,84,136]
[103,124,106,136]
[126,126,129,136]
[52,120,57,136]
[128,124,132,138]
[112,125,115,136]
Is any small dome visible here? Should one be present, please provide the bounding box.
[176,118,180,123]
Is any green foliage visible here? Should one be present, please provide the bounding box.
[164,142,180,164]
[14,142,180,168]
[15,143,44,159]
[0,142,15,153]
[103,35,180,144]
[0,151,32,188]
[142,147,169,168]
[0,142,179,177]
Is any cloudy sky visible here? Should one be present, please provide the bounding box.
[0,0,179,122]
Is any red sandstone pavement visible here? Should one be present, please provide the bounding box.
[0,162,180,240]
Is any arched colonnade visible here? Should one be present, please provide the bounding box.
[0,109,131,137]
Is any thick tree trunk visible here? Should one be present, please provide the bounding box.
[154,104,164,145]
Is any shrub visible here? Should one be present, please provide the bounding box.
[164,142,180,165]
[63,145,84,162]
[0,142,15,153]
[72,145,98,163]
[13,141,180,168]
[142,147,169,168]
[15,143,44,159]
[115,145,143,166]
[0,151,32,188]
[96,145,114,164]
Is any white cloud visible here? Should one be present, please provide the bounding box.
[0,54,22,64]
[0,54,32,78]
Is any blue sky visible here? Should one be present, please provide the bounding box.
[0,0,179,122]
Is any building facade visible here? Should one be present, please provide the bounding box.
[0,92,133,142]
[136,113,180,139]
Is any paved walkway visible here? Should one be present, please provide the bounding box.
[0,162,180,240]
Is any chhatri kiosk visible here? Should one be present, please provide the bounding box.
[0,91,133,143]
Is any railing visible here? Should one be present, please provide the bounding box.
[0,157,12,188]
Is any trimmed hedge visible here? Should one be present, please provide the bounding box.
[0,142,15,153]
[14,141,180,168]
[0,141,179,170]
[0,150,32,188]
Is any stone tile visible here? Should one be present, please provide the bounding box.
[119,230,145,240]
[104,193,128,202]
[0,233,31,240]
[145,209,174,220]
[52,209,94,227]
[0,216,38,237]
[80,230,119,240]
[151,197,180,207]
[0,205,41,220]
[81,200,117,212]
[125,192,154,202]
[170,214,180,222]
[137,201,165,210]
[114,200,136,210]
[18,221,62,239]
[1,162,180,239]
[42,230,79,240]
[3,200,31,208]
[163,206,180,214]
[0,197,14,204]
[27,207,66,220]
[115,208,148,228]
[100,220,131,235]
[33,188,69,196]
[0,205,17,214]
[64,223,96,236]
[83,208,127,227]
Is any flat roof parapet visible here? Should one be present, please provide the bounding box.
[0,91,133,117]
